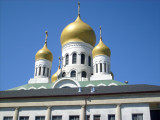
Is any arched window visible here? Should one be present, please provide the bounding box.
[81,54,85,64]
[66,54,69,65]
[47,68,49,77]
[39,67,41,75]
[96,64,98,73]
[82,71,87,78]
[43,67,45,76]
[62,72,66,77]
[71,70,76,77]
[100,63,102,72]
[88,56,91,66]
[104,63,106,72]
[72,53,77,64]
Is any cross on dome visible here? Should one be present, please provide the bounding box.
[78,1,80,16]
[45,31,48,45]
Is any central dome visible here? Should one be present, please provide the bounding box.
[60,16,96,47]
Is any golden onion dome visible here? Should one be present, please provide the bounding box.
[35,31,53,62]
[60,15,96,47]
[92,26,111,58]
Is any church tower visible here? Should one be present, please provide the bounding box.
[91,26,113,80]
[28,31,53,84]
[59,2,96,81]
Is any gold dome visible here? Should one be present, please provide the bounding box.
[92,26,111,58]
[60,16,96,47]
[51,69,58,83]
[92,38,111,58]
[35,31,53,62]
[35,43,53,62]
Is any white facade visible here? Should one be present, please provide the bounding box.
[28,59,52,84]
[0,103,151,120]
[121,104,151,120]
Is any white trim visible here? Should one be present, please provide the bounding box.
[108,83,118,86]
[52,78,81,88]
[18,87,26,90]
[28,87,36,90]
[97,83,106,86]
[38,86,46,89]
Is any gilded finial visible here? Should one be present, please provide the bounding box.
[100,26,102,40]
[58,56,61,69]
[78,1,80,17]
[45,31,48,45]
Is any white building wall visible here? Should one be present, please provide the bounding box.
[121,103,151,120]
[61,42,93,81]
[0,108,14,119]
[86,105,116,120]
[0,103,151,120]
[18,107,46,119]
[51,106,81,119]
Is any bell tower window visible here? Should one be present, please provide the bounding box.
[88,56,91,66]
[43,67,45,76]
[104,63,106,72]
[39,67,41,75]
[72,53,77,64]
[100,63,102,72]
[81,54,85,64]
[66,54,69,65]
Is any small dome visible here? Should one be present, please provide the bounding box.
[92,38,111,58]
[51,69,58,83]
[60,16,96,47]
[35,43,53,62]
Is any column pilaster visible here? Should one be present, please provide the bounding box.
[13,107,19,120]
[116,104,121,120]
[45,106,51,120]
[81,105,86,120]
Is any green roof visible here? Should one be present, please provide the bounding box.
[8,80,126,91]
[79,80,126,87]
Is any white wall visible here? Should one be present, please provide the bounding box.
[28,59,52,84]
[19,107,46,120]
[86,105,116,120]
[51,106,81,119]
[90,55,112,81]
[0,103,151,120]
[121,103,151,120]
[61,42,93,81]
[0,108,14,119]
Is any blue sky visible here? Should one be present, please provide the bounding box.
[0,0,160,91]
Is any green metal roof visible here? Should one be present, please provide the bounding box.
[8,80,126,91]
[79,80,126,87]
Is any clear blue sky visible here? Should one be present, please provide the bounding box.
[0,0,160,91]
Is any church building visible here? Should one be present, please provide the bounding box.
[0,2,160,120]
